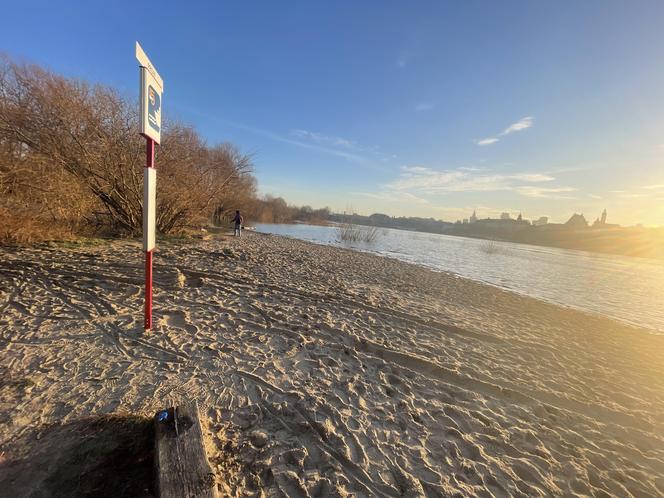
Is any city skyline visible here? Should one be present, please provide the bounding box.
[2,1,664,226]
[331,205,636,229]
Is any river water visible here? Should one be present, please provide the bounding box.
[254,223,664,333]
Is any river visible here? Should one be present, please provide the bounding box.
[254,223,664,333]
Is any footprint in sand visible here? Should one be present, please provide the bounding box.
[163,310,197,333]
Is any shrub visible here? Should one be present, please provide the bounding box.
[0,55,255,242]
[479,239,512,255]
[337,222,381,243]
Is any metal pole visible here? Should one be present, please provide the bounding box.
[144,138,155,331]
[145,249,153,330]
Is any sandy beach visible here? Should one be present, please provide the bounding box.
[1,232,663,497]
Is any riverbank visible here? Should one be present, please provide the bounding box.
[256,222,664,332]
[1,232,663,496]
[324,214,664,261]
[445,223,664,260]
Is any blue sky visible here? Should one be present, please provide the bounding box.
[2,1,664,225]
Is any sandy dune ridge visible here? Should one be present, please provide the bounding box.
[1,232,663,497]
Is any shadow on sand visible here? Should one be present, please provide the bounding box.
[0,414,154,497]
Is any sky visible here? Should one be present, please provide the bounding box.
[2,1,664,226]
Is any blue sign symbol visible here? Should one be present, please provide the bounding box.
[148,85,161,133]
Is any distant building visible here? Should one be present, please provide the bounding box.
[500,212,511,220]
[516,212,523,222]
[533,216,548,226]
[592,209,606,227]
[592,209,619,228]
[565,213,588,229]
[470,210,478,223]
[462,218,469,224]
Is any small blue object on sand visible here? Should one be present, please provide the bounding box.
[157,410,169,422]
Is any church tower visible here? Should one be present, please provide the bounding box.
[601,209,607,225]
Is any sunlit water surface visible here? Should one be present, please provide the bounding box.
[254,223,664,333]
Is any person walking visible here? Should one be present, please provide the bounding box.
[233,210,243,237]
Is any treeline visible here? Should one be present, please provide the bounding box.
[0,54,463,244]
[247,196,330,224]
[329,212,454,233]
[0,56,256,243]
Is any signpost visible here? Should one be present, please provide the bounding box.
[136,41,163,332]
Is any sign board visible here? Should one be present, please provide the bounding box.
[143,167,157,251]
[136,41,163,331]
[136,42,164,144]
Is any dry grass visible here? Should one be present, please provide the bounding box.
[479,239,500,254]
[337,222,381,243]
[0,209,75,245]
[479,239,513,256]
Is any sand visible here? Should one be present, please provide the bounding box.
[1,232,663,497]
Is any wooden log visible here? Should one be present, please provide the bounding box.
[154,401,217,498]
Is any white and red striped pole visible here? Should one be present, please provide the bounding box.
[144,137,155,331]
[136,41,162,333]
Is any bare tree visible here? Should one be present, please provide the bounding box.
[0,55,256,242]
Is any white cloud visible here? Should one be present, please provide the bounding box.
[288,128,396,164]
[290,129,356,148]
[380,154,398,163]
[514,186,577,199]
[193,118,368,163]
[387,166,560,194]
[475,116,534,146]
[502,116,534,135]
[357,191,431,205]
[642,184,664,190]
[400,165,431,173]
[170,106,395,167]
[510,173,555,182]
[476,137,499,146]
[415,103,435,112]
